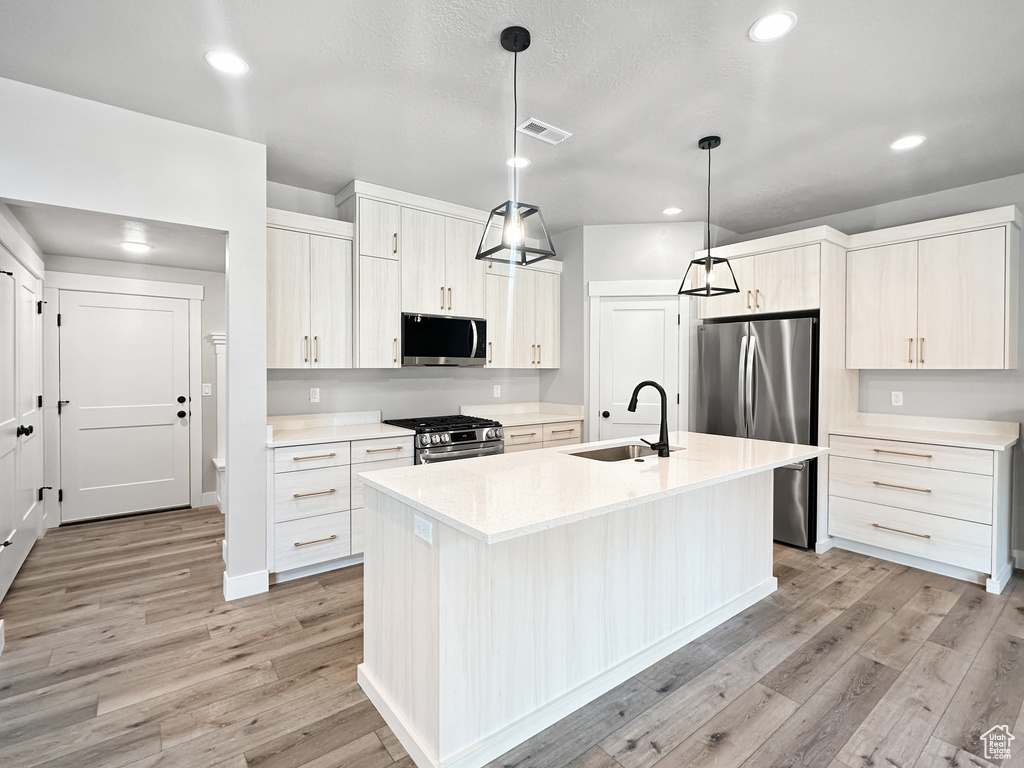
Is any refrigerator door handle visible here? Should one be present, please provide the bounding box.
[737,335,749,434]
[745,334,757,436]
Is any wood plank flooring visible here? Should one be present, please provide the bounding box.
[0,507,1021,767]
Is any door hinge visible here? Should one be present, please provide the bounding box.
[57,313,62,327]
[37,300,45,314]
[58,489,63,503]
[38,486,52,501]
[37,394,42,408]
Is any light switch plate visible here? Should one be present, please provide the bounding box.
[202,383,212,397]
[891,391,903,406]
[309,387,320,403]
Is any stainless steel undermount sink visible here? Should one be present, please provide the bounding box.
[568,443,683,462]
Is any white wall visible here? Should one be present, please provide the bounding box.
[267,181,339,219]
[0,77,269,598]
[44,255,225,495]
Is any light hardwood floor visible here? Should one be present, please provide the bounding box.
[1,507,1021,768]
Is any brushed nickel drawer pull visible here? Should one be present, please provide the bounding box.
[873,448,933,459]
[754,288,761,309]
[537,344,541,365]
[304,335,310,363]
[393,233,398,254]
[295,534,338,547]
[920,337,925,364]
[314,335,320,363]
[872,523,931,539]
[441,286,445,309]
[293,453,337,461]
[551,428,576,434]
[746,290,752,309]
[366,446,404,453]
[872,481,932,493]
[293,488,337,498]
[488,341,493,364]
[908,337,913,364]
[511,432,537,438]
[448,287,452,311]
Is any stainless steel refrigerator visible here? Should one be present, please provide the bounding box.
[695,316,818,548]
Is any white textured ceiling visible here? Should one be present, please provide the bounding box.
[0,0,1022,235]
[4,201,227,272]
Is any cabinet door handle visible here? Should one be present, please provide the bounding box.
[872,523,931,539]
[366,446,404,453]
[754,288,761,309]
[448,287,452,311]
[872,480,932,494]
[537,344,541,365]
[919,337,925,364]
[295,534,338,547]
[293,488,337,498]
[314,335,320,363]
[441,286,446,309]
[747,290,752,310]
[488,341,493,364]
[394,338,398,364]
[873,448,933,459]
[531,344,536,364]
[293,453,337,462]
[393,233,398,254]
[908,337,914,364]
[304,335,309,363]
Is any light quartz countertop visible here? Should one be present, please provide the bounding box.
[830,415,1019,451]
[461,401,584,427]
[266,410,414,448]
[360,431,826,543]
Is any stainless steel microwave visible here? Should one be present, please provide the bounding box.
[402,314,487,367]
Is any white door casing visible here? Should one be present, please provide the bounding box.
[595,294,684,442]
[58,291,191,522]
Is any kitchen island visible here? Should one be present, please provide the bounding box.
[357,431,826,768]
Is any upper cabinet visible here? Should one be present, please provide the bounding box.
[267,209,353,369]
[444,217,487,318]
[400,210,486,318]
[699,245,820,320]
[847,215,1019,370]
[488,263,560,369]
[358,199,400,261]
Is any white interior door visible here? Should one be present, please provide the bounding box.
[59,291,191,522]
[597,297,682,441]
[0,245,44,601]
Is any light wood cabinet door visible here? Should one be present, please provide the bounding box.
[267,227,311,368]
[485,272,514,368]
[512,268,537,368]
[358,255,401,368]
[309,235,353,368]
[358,199,401,260]
[445,217,487,318]
[401,207,447,315]
[754,245,820,314]
[534,270,560,368]
[699,256,755,320]
[846,241,918,369]
[917,227,1006,369]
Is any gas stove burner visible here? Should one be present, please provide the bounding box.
[384,414,505,464]
[383,415,501,434]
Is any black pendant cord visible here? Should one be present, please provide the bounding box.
[512,51,518,206]
[705,144,712,270]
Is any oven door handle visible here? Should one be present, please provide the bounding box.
[419,444,503,463]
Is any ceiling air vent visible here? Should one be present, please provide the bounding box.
[517,118,572,145]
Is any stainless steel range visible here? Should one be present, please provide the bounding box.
[382,415,504,464]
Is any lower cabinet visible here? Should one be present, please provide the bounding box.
[269,435,414,573]
[503,421,583,453]
[827,433,1012,593]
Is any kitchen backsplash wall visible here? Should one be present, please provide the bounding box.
[267,368,543,420]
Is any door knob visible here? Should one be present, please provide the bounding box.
[177,395,187,404]
[602,411,610,418]
[177,411,187,419]
[16,424,33,437]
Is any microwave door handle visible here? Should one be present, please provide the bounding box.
[470,320,478,359]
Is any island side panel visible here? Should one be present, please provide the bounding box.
[359,486,441,762]
[435,471,775,764]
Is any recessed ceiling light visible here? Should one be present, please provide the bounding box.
[890,134,926,151]
[749,12,798,42]
[205,50,249,75]
[663,207,683,216]
[506,156,531,168]
[121,242,152,255]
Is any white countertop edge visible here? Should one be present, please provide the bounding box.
[829,424,1018,451]
[267,423,416,448]
[360,444,827,545]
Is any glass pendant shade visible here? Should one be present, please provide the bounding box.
[679,255,741,296]
[477,200,556,265]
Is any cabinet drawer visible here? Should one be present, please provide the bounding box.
[274,466,351,523]
[504,442,540,453]
[505,424,543,446]
[545,436,582,449]
[274,442,350,473]
[829,434,992,476]
[351,457,415,510]
[274,511,352,572]
[351,507,365,555]
[829,456,992,524]
[351,436,415,464]
[828,496,990,573]
[543,421,582,442]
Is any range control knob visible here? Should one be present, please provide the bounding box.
[431,434,440,445]
[441,433,450,443]
[485,428,494,439]
[419,434,430,447]
[496,428,503,438]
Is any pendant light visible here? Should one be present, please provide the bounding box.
[679,136,740,297]
[476,26,556,265]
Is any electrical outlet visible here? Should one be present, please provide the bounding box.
[493,384,501,398]
[202,383,212,397]
[309,387,320,403]
[414,515,433,545]
[891,391,903,406]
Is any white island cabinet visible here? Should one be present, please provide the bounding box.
[357,431,826,768]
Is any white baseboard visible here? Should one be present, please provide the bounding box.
[832,536,995,589]
[359,577,779,768]
[222,569,269,601]
[201,491,218,507]
[270,554,364,584]
[815,537,835,554]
